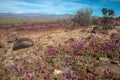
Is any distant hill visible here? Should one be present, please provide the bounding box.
[0,13,71,19]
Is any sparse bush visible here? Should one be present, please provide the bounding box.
[91,16,100,25]
[71,8,93,27]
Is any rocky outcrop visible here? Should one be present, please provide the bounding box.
[89,62,120,79]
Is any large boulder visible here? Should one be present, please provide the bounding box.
[13,38,34,51]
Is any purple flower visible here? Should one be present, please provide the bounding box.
[73,71,79,76]
[73,50,79,55]
[104,70,107,75]
[14,59,18,61]
[23,60,26,64]
[26,72,28,74]
[44,75,49,80]
[78,44,84,49]
[91,76,95,80]
[42,66,47,70]
[73,40,86,49]
[63,72,72,79]
[35,67,41,71]
[13,65,19,72]
[47,48,58,56]
[80,59,83,63]
[115,39,119,43]
[27,75,31,79]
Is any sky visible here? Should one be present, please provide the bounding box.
[0,0,120,16]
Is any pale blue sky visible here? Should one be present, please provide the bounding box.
[0,0,120,16]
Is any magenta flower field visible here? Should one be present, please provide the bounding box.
[0,22,120,80]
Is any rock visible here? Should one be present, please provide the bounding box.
[47,36,52,39]
[99,57,110,62]
[13,38,34,51]
[117,28,120,32]
[7,32,18,43]
[92,26,110,34]
[0,49,6,55]
[0,42,4,48]
[90,62,120,79]
[65,38,74,43]
[86,28,93,33]
[92,26,103,34]
[68,38,74,42]
[54,69,62,75]
[108,29,118,35]
[111,61,119,64]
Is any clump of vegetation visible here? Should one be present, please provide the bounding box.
[101,8,115,30]
[71,8,93,27]
[92,8,116,34]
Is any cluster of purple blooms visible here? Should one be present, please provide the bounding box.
[11,34,120,79]
[46,45,59,57]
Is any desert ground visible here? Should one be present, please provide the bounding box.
[0,19,120,80]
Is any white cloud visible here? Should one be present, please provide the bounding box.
[0,0,96,14]
[0,0,118,15]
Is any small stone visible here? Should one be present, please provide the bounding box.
[54,69,62,75]
[68,38,74,42]
[0,42,4,48]
[111,61,119,64]
[47,36,52,39]
[65,38,74,43]
[108,29,118,35]
[99,57,110,62]
[91,26,103,34]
